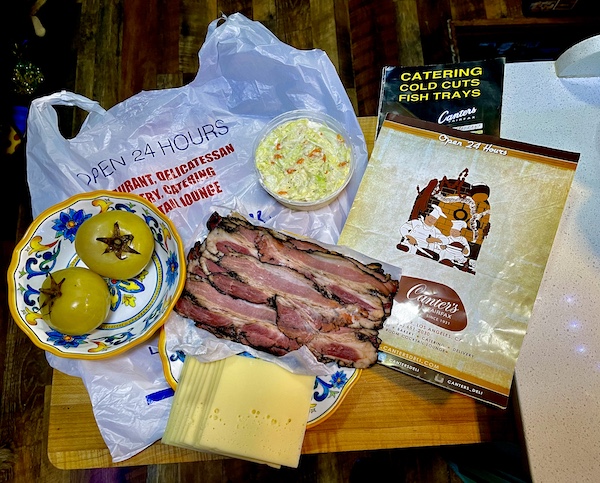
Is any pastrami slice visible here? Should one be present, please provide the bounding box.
[175,212,400,369]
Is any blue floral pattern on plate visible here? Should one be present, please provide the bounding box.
[51,207,92,242]
[157,329,361,428]
[8,191,186,359]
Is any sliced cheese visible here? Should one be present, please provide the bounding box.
[162,355,315,468]
[165,356,224,446]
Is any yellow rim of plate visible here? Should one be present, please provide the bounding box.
[7,190,187,360]
[305,368,362,429]
[158,327,179,390]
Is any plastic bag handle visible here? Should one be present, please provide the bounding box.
[28,90,107,141]
[206,13,228,38]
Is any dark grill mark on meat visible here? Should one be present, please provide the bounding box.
[175,213,399,369]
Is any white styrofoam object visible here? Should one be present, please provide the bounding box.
[555,34,600,78]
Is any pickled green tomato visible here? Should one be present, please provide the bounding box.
[75,210,154,280]
[39,267,111,335]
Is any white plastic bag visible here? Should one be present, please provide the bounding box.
[46,335,173,462]
[28,13,368,462]
[26,12,367,248]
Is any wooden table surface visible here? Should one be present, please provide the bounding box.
[45,118,517,470]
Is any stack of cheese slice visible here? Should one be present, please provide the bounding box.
[162,354,315,468]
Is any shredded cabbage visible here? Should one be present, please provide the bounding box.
[255,118,352,203]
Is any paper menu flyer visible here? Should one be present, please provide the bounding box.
[377,58,505,136]
[338,114,579,408]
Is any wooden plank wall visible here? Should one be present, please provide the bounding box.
[69,0,599,128]
[71,0,360,131]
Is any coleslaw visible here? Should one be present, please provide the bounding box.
[255,117,353,204]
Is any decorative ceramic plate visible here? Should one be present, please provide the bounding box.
[8,190,186,359]
[158,329,361,428]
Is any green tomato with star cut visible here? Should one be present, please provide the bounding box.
[39,267,111,335]
[75,210,155,280]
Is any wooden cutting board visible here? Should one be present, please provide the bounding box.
[46,118,516,470]
[47,360,514,469]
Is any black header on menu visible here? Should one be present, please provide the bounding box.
[377,351,509,409]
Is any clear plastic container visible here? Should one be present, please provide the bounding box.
[254,110,356,211]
